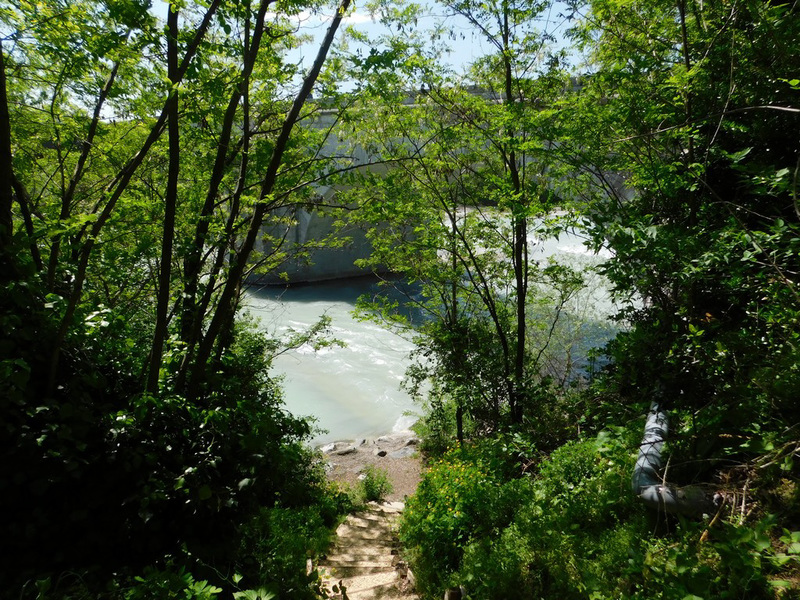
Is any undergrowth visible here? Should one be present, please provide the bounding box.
[399,425,800,600]
[356,465,394,504]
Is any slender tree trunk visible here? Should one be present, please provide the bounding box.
[46,0,222,395]
[677,0,700,326]
[147,6,180,394]
[0,40,15,280]
[456,403,464,446]
[174,2,257,392]
[448,201,465,446]
[48,59,122,290]
[188,0,352,397]
[11,175,43,271]
[501,5,528,425]
[180,0,269,350]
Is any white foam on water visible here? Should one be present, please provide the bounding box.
[393,413,419,433]
[243,281,417,444]
[241,227,620,444]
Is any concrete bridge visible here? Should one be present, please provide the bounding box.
[252,83,626,285]
[253,106,389,284]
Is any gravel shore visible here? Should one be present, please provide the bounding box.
[319,432,424,502]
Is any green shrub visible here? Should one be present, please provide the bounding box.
[457,525,537,600]
[0,273,345,597]
[357,465,394,504]
[399,444,528,597]
[446,432,641,600]
[236,504,334,599]
[622,518,778,600]
[123,566,223,600]
[402,423,797,600]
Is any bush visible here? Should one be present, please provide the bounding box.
[123,565,223,600]
[0,274,347,597]
[401,423,796,600]
[447,433,641,600]
[398,444,527,597]
[355,465,394,504]
[236,503,337,598]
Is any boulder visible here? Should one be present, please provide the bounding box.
[389,447,416,459]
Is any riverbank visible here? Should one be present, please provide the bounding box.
[319,432,423,502]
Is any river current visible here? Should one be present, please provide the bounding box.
[244,279,418,445]
[243,229,616,445]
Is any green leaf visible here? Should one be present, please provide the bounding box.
[727,147,752,163]
[233,589,276,600]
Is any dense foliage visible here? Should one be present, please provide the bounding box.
[566,0,800,436]
[337,0,613,448]
[401,431,800,599]
[2,0,798,597]
[340,0,800,597]
[1,268,352,597]
[0,0,354,597]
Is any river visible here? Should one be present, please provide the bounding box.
[244,278,419,445]
[242,228,617,445]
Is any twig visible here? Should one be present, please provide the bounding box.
[699,499,725,543]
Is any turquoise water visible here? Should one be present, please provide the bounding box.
[244,278,419,445]
[243,228,619,444]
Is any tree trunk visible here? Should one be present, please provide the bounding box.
[147,6,180,394]
[46,0,222,395]
[47,59,122,290]
[187,0,352,397]
[11,175,42,271]
[180,0,269,351]
[502,6,527,425]
[0,40,15,279]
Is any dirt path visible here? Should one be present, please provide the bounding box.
[318,502,419,600]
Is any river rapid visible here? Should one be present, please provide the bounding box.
[242,228,617,445]
[244,278,418,445]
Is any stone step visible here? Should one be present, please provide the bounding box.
[365,501,405,514]
[322,555,395,568]
[328,543,398,557]
[321,564,395,577]
[335,525,395,540]
[325,547,396,559]
[339,522,394,534]
[334,572,413,599]
[318,502,417,599]
[321,560,395,571]
[352,509,393,519]
[347,514,392,528]
[328,540,398,558]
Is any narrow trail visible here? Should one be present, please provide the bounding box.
[319,502,419,600]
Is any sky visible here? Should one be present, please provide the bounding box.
[286,1,576,75]
[150,0,577,80]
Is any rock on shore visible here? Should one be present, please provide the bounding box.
[319,432,423,501]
